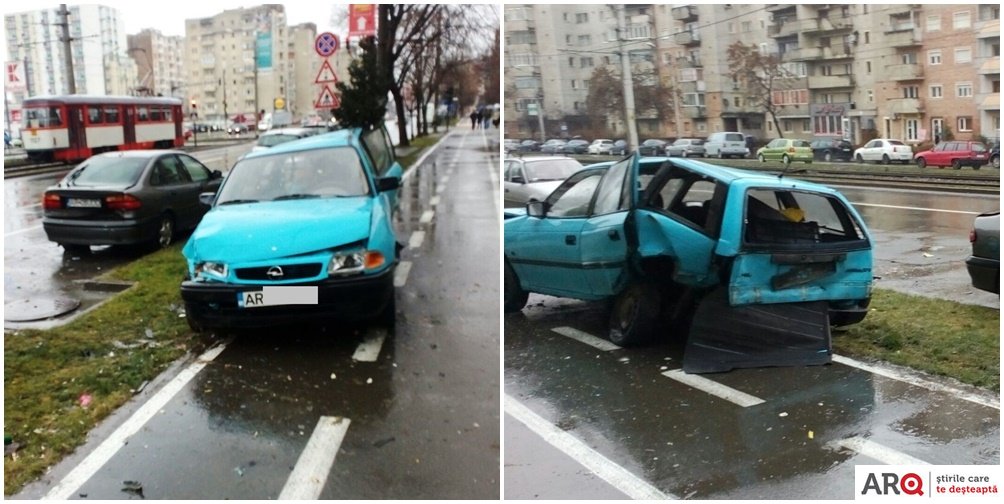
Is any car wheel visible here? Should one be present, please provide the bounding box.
[504,261,529,313]
[855,154,864,163]
[155,215,175,248]
[992,155,1000,169]
[824,151,832,162]
[952,159,963,170]
[61,243,91,255]
[973,163,981,170]
[882,154,891,165]
[782,154,791,164]
[916,157,926,168]
[608,282,660,346]
[757,153,766,162]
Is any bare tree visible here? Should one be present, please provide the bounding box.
[585,66,674,137]
[726,42,791,137]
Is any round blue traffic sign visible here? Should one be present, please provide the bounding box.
[315,32,339,57]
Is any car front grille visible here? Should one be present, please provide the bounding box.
[235,263,323,281]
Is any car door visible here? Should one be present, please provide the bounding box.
[177,154,221,225]
[860,140,879,161]
[503,160,527,205]
[578,155,637,295]
[157,154,204,230]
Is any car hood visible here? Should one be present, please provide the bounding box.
[184,197,373,263]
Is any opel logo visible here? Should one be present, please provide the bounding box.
[266,266,284,279]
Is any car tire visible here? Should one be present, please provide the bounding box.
[992,155,1000,169]
[504,261,529,313]
[155,215,175,248]
[882,154,891,165]
[608,282,660,346]
[61,243,91,255]
[952,159,963,170]
[782,154,791,164]
[757,153,766,162]
[916,157,927,168]
[855,154,864,163]
[824,151,832,162]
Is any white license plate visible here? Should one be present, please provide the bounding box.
[238,286,318,308]
[66,198,101,208]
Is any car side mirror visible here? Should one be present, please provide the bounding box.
[376,176,400,193]
[527,200,546,218]
[511,175,526,184]
[199,192,216,206]
[210,170,223,180]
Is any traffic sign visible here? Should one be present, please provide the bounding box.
[315,32,340,58]
[314,60,339,84]
[314,85,341,110]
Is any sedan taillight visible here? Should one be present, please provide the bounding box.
[105,194,142,211]
[970,229,977,243]
[43,192,62,210]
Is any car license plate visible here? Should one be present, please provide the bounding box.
[66,198,101,208]
[238,286,318,308]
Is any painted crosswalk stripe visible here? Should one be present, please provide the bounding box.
[661,369,765,407]
[43,344,228,500]
[828,436,930,465]
[408,230,425,250]
[352,329,387,362]
[429,196,440,207]
[419,210,435,224]
[505,395,673,500]
[278,416,352,499]
[394,261,412,288]
[551,326,621,352]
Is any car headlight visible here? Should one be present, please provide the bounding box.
[328,250,385,276]
[194,261,228,279]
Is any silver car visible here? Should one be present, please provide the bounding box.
[503,156,583,208]
[665,138,706,157]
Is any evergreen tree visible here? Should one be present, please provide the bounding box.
[334,36,389,130]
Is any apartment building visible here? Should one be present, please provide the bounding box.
[127,29,185,99]
[503,3,1001,145]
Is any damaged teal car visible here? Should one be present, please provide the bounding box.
[503,154,873,373]
[181,127,402,331]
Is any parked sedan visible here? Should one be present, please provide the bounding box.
[503,156,583,207]
[810,138,854,162]
[853,138,913,164]
[756,138,813,164]
[519,139,541,152]
[587,139,615,155]
[42,150,223,254]
[665,138,706,158]
[540,139,568,154]
[610,140,628,156]
[561,139,590,154]
[638,139,669,156]
[913,140,989,170]
[967,211,999,294]
[228,123,250,135]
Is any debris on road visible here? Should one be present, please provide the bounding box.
[121,480,144,498]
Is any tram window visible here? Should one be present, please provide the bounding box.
[137,106,149,122]
[150,107,163,121]
[88,106,103,124]
[25,107,63,127]
[104,106,120,123]
[163,107,172,121]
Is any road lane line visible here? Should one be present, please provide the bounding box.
[408,230,425,250]
[402,129,455,182]
[5,225,42,237]
[850,202,980,215]
[352,329,387,362]
[419,210,435,224]
[436,183,446,194]
[832,354,999,410]
[440,175,450,185]
[661,370,765,407]
[429,195,440,207]
[827,436,930,465]
[42,344,228,500]
[504,395,673,500]
[394,261,412,288]
[278,416,351,500]
[551,326,622,352]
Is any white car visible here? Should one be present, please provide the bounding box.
[853,138,913,164]
[503,156,583,207]
[587,139,615,155]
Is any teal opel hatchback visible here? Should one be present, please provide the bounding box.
[181,127,402,331]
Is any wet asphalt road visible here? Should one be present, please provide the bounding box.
[11,127,501,499]
[504,185,999,499]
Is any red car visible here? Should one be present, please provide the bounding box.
[914,140,989,169]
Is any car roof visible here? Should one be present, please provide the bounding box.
[94,149,183,159]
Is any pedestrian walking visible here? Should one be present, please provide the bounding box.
[470,111,478,130]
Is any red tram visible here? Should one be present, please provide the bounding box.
[21,95,185,163]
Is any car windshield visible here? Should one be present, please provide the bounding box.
[525,159,581,182]
[257,134,303,147]
[216,146,369,204]
[887,140,906,146]
[66,156,147,186]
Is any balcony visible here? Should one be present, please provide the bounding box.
[769,18,805,38]
[505,18,535,32]
[675,56,702,68]
[886,64,923,81]
[885,28,921,47]
[978,57,1000,75]
[766,4,796,13]
[886,98,923,116]
[785,47,823,61]
[804,17,853,33]
[808,74,854,88]
[672,5,698,22]
[682,106,707,119]
[979,93,1000,111]
[674,30,700,46]
[819,45,853,59]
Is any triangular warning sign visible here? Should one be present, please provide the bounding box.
[314,84,341,109]
[314,60,338,84]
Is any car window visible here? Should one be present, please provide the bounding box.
[216,146,369,203]
[362,128,395,175]
[524,159,580,182]
[593,157,632,215]
[887,140,906,146]
[793,140,811,148]
[546,170,604,218]
[972,143,987,152]
[725,134,743,142]
[150,156,186,186]
[68,156,146,186]
[744,189,864,246]
[178,154,210,182]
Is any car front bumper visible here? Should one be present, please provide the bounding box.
[181,266,395,328]
[966,255,999,294]
[43,216,159,246]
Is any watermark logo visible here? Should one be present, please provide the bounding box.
[856,466,1000,501]
[860,472,924,496]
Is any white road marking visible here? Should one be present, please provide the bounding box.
[42,344,228,500]
[505,395,673,500]
[352,329,387,362]
[552,326,622,352]
[429,196,440,207]
[394,261,412,288]
[850,202,980,215]
[661,369,766,408]
[402,129,455,182]
[419,210,435,224]
[436,183,446,194]
[5,225,42,237]
[408,230,425,250]
[832,354,999,410]
[278,416,352,500]
[440,175,450,185]
[827,436,930,465]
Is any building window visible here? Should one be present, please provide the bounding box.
[577,34,591,46]
[928,50,941,65]
[905,119,919,141]
[580,57,593,68]
[867,89,874,103]
[727,22,734,33]
[953,11,971,29]
[957,116,972,132]
[568,57,575,68]
[681,93,705,106]
[956,82,973,97]
[929,85,943,98]
[741,21,752,32]
[575,12,588,24]
[864,31,870,44]
[814,115,843,136]
[954,47,972,64]
[902,86,919,98]
[926,15,941,31]
[866,61,872,73]
[901,53,917,64]
[571,79,578,89]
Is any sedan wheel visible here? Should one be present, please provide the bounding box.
[782,154,791,165]
[824,151,832,162]
[856,154,864,163]
[882,154,891,165]
[952,159,963,170]
[504,261,529,312]
[156,215,175,248]
[916,157,927,168]
[608,282,660,346]
[757,153,766,162]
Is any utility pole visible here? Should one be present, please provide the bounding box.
[221,68,227,127]
[536,90,545,142]
[57,4,76,94]
[616,5,638,153]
